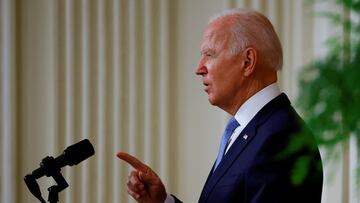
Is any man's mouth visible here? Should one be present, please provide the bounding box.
[203,83,210,93]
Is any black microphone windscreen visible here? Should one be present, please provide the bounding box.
[62,139,95,166]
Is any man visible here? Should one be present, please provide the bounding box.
[117,8,323,203]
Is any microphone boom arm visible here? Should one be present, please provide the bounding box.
[47,170,69,203]
[24,156,69,203]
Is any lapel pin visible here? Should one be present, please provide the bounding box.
[243,134,248,140]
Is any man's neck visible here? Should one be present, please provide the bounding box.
[224,78,277,115]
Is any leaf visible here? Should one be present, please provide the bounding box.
[291,156,311,185]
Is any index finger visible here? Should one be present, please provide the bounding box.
[116,152,149,172]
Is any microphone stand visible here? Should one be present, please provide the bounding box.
[47,170,69,203]
[24,156,69,203]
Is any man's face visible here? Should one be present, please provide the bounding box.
[195,21,245,110]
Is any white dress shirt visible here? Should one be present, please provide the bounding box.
[225,83,281,153]
[165,83,281,203]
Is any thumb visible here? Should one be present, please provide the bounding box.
[138,171,156,184]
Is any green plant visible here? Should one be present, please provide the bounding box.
[297,0,360,178]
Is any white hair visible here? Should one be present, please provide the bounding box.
[209,8,283,70]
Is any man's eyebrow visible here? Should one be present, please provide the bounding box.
[200,45,207,52]
[200,47,215,54]
[200,48,207,54]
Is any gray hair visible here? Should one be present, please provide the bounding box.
[209,8,283,70]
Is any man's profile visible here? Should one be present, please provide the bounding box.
[117,8,323,203]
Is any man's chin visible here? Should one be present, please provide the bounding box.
[207,97,217,106]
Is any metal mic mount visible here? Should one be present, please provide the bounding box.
[24,139,95,203]
[24,156,69,203]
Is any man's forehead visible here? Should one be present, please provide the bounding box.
[200,33,216,53]
[203,21,224,38]
[200,24,229,52]
[203,26,216,38]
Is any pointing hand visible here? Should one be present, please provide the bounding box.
[117,152,167,203]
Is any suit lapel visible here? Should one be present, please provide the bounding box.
[199,121,258,202]
[198,93,290,202]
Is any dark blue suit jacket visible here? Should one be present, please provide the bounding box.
[196,93,323,203]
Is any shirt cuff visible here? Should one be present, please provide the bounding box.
[164,193,175,203]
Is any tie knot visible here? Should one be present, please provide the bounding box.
[225,118,239,136]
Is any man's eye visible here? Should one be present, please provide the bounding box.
[201,51,215,58]
[205,53,214,57]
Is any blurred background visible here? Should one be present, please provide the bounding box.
[1,0,359,202]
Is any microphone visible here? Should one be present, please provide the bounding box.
[31,139,95,179]
[24,139,95,203]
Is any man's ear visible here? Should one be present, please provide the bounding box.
[243,47,257,77]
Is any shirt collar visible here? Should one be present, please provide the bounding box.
[234,83,281,128]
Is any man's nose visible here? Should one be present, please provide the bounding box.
[195,59,207,76]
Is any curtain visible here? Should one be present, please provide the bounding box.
[0,0,357,202]
[1,0,179,202]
